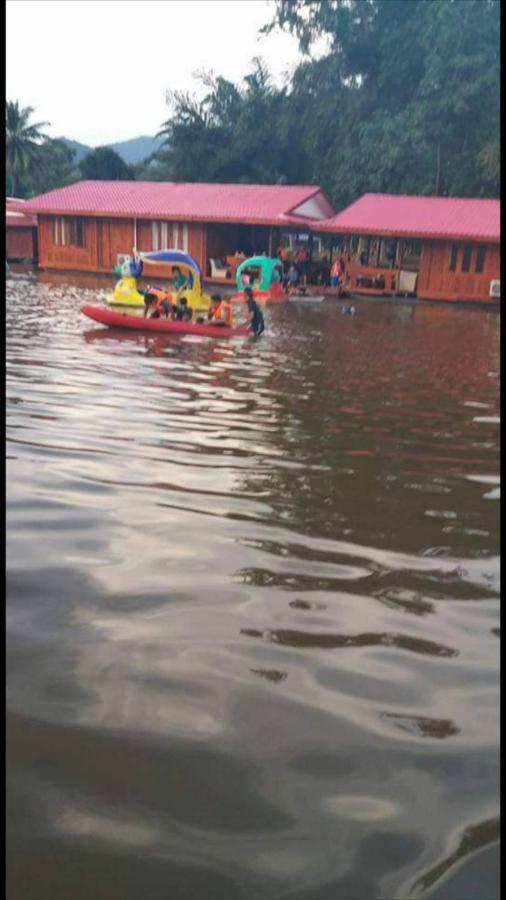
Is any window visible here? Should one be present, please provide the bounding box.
[397,239,421,271]
[449,243,458,271]
[461,244,472,273]
[52,217,85,247]
[148,221,189,252]
[378,238,397,269]
[357,236,371,265]
[69,218,85,247]
[475,245,486,273]
[151,221,159,251]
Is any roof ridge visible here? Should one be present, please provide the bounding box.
[361,192,499,203]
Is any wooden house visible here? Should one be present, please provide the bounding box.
[6,198,38,262]
[315,194,500,303]
[21,181,335,283]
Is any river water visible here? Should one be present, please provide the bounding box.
[6,271,500,900]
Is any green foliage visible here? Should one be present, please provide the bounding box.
[6,100,50,196]
[266,0,500,203]
[23,139,80,197]
[79,146,134,181]
[153,0,498,204]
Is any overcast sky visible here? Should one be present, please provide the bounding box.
[7,0,318,146]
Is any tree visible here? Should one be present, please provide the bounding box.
[155,58,308,185]
[23,138,80,197]
[147,1,499,202]
[6,100,50,196]
[265,0,499,202]
[79,146,134,180]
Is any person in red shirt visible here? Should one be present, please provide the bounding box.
[330,259,342,288]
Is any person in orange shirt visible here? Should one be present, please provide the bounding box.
[207,293,233,327]
[143,286,172,318]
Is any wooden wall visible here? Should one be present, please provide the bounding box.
[38,215,207,282]
[6,226,37,261]
[418,240,500,302]
[38,215,102,271]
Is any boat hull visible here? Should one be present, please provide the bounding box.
[81,305,249,338]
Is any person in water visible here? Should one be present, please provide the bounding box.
[208,293,233,327]
[143,287,171,318]
[244,287,265,336]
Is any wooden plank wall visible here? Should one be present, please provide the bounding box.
[6,227,36,260]
[37,216,208,280]
[38,215,100,271]
[418,240,500,302]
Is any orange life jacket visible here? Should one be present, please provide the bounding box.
[210,300,233,327]
[146,287,171,311]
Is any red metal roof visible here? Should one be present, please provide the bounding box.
[6,200,37,228]
[315,193,500,242]
[21,180,329,226]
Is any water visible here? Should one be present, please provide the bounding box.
[6,272,500,900]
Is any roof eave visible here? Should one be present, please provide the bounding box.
[311,224,499,243]
[28,209,319,227]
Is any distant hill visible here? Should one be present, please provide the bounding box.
[58,137,92,163]
[59,135,165,166]
[108,136,165,164]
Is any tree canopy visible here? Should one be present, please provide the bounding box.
[6,1,499,205]
[6,100,50,196]
[150,0,499,205]
[79,146,134,181]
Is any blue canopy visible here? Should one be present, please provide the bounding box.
[139,249,203,281]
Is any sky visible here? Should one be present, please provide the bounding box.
[6,0,320,147]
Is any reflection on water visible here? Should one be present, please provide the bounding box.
[6,272,499,900]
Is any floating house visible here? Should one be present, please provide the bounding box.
[5,198,38,262]
[315,194,500,303]
[21,180,335,283]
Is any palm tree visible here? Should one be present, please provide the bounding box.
[6,100,50,196]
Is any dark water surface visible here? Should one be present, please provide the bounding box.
[6,272,500,900]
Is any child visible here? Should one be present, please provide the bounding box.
[286,264,299,290]
[172,296,193,321]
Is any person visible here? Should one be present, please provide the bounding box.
[286,263,299,290]
[279,244,290,277]
[172,296,193,321]
[330,259,342,288]
[244,287,265,336]
[171,266,189,298]
[143,286,172,318]
[207,293,233,327]
[295,246,309,285]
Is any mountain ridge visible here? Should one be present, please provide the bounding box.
[57,135,165,165]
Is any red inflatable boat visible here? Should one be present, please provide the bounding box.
[81,305,249,338]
